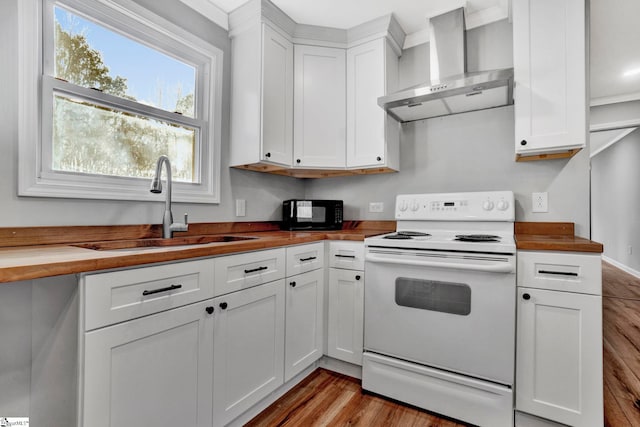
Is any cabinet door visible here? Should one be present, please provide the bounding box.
[513,0,586,156]
[213,280,285,426]
[294,45,346,168]
[285,269,324,381]
[346,38,398,169]
[516,287,603,426]
[82,300,214,427]
[262,24,293,166]
[327,268,364,365]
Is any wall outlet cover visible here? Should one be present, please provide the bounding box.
[369,202,384,213]
[532,192,548,213]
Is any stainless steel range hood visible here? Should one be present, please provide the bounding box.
[378,8,514,123]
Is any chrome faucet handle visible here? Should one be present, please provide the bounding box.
[170,213,189,232]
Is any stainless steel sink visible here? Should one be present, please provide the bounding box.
[72,235,258,251]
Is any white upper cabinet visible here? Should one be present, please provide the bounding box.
[262,24,294,166]
[346,38,399,170]
[513,0,587,160]
[229,0,405,177]
[294,45,346,168]
[229,3,294,169]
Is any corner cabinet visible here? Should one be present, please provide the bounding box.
[293,45,347,169]
[515,250,603,426]
[229,0,404,178]
[513,0,587,161]
[346,38,399,171]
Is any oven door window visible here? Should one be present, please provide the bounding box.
[395,278,471,316]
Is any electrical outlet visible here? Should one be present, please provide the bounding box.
[532,192,548,213]
[235,199,246,217]
[369,202,384,213]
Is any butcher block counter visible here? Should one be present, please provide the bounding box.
[0,221,394,284]
[515,222,603,253]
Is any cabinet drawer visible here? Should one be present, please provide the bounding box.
[286,242,325,276]
[83,259,215,331]
[329,241,364,270]
[214,248,285,296]
[517,251,601,295]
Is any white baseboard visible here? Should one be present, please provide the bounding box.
[603,255,640,279]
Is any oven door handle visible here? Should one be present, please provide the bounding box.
[365,253,514,273]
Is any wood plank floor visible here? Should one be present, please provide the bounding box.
[602,262,640,427]
[246,369,467,427]
[248,261,640,427]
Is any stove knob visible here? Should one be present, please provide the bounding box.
[497,200,509,211]
[482,200,495,211]
[410,200,420,212]
[398,200,409,212]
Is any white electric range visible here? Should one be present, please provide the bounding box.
[362,191,517,427]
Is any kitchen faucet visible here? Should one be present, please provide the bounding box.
[150,155,188,238]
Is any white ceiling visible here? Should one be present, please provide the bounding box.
[182,0,640,105]
[184,0,510,48]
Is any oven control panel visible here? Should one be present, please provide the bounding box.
[395,191,514,221]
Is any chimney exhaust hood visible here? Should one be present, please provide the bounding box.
[378,8,513,123]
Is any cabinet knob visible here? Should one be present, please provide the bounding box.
[219,302,228,310]
[205,306,214,314]
[296,159,301,164]
[290,281,296,287]
[522,293,531,300]
[355,275,361,280]
[376,156,382,162]
[265,152,271,158]
[520,140,527,146]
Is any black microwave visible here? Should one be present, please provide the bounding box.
[282,200,343,230]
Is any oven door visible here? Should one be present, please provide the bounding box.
[364,247,516,386]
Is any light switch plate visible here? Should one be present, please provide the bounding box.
[235,199,246,217]
[532,192,548,213]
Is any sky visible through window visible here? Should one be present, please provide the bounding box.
[54,6,196,115]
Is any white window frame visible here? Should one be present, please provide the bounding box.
[18,0,223,203]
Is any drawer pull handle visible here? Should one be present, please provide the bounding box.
[335,254,356,258]
[300,256,317,262]
[244,266,268,274]
[523,293,531,300]
[205,306,214,314]
[290,281,296,287]
[355,275,361,280]
[538,270,578,277]
[142,284,182,296]
[219,302,228,310]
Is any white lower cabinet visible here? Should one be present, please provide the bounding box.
[284,268,324,381]
[516,287,602,426]
[327,267,364,365]
[212,279,285,426]
[516,250,603,427]
[81,300,214,427]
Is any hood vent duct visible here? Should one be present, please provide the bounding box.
[378,7,513,123]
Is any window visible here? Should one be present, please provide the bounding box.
[18,0,223,203]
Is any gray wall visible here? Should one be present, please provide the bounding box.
[0,0,304,227]
[306,20,592,237]
[591,128,640,271]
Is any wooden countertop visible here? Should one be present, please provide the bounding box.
[0,220,604,283]
[0,222,394,284]
[515,222,603,253]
